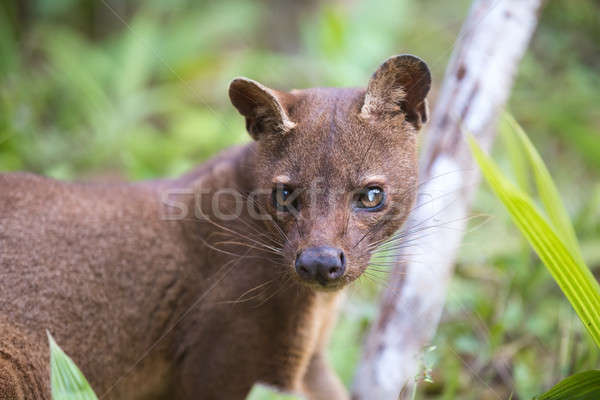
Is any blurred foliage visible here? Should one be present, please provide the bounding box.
[0,1,599,399]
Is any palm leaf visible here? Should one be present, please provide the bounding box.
[468,135,600,348]
[533,370,600,400]
[503,113,582,259]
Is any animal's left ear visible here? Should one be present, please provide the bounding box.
[229,77,296,140]
[360,54,431,129]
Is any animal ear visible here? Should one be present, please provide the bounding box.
[360,54,431,129]
[229,77,296,140]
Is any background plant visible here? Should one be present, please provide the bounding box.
[469,114,600,398]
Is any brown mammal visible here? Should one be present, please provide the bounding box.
[0,55,430,399]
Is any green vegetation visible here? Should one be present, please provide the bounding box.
[469,114,600,398]
[48,332,98,400]
[470,117,600,348]
[533,370,600,400]
[2,1,599,399]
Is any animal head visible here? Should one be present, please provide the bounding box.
[229,55,431,291]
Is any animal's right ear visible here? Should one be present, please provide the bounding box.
[360,54,431,129]
[229,78,296,140]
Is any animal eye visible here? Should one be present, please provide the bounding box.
[272,185,299,213]
[355,186,385,210]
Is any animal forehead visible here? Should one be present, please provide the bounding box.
[259,87,415,185]
[267,124,407,189]
[291,86,410,142]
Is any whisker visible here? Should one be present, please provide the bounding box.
[197,215,286,256]
[254,274,295,308]
[214,239,284,256]
[356,178,482,250]
[217,279,276,305]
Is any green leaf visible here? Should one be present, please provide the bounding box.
[246,384,303,400]
[500,114,529,193]
[503,113,582,260]
[468,135,600,348]
[48,331,99,400]
[533,370,600,400]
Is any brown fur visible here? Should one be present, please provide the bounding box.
[0,55,430,399]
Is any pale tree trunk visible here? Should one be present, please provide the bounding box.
[352,0,545,398]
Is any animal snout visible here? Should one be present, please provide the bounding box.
[295,246,346,286]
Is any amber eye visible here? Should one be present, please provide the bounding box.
[272,185,299,213]
[356,186,385,211]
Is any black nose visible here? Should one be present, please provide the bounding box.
[295,246,346,286]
